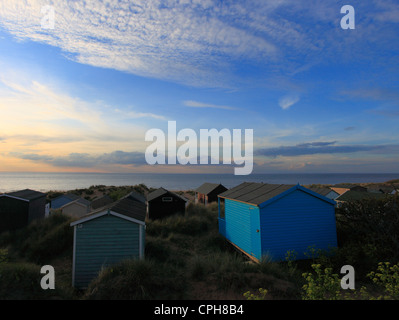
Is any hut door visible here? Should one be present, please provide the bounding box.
[249,207,261,259]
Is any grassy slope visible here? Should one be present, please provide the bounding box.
[0,198,301,300]
[1,183,398,300]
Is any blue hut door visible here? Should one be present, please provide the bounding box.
[249,207,261,259]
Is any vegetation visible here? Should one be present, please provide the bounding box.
[0,184,398,300]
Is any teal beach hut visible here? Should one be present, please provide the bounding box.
[70,192,146,288]
[218,182,337,262]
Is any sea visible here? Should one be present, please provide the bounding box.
[0,172,399,193]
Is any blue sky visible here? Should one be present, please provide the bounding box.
[0,0,398,174]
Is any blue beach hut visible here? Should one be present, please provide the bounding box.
[218,182,337,262]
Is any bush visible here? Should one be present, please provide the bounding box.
[243,288,268,300]
[0,249,8,264]
[368,262,399,299]
[301,264,341,300]
[336,196,399,262]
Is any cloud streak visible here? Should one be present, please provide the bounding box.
[254,141,399,158]
[10,150,147,168]
[183,100,238,110]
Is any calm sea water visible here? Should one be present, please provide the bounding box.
[0,172,399,193]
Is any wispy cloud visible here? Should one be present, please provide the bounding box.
[278,94,300,110]
[340,87,399,117]
[114,108,166,120]
[183,100,238,110]
[254,141,399,158]
[0,0,278,87]
[1,1,395,88]
[9,150,147,168]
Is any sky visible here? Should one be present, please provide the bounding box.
[0,0,398,174]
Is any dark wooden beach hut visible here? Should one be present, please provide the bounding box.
[146,187,187,220]
[195,183,228,205]
[218,182,337,262]
[0,189,46,234]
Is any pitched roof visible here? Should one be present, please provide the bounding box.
[146,187,187,202]
[70,192,146,226]
[1,189,46,201]
[309,187,337,197]
[330,187,350,195]
[219,182,336,207]
[51,193,80,204]
[218,182,296,205]
[109,194,146,222]
[61,197,91,209]
[195,183,227,195]
[128,191,146,204]
[91,194,114,210]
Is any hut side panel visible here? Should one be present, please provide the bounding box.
[259,189,337,261]
[147,197,185,220]
[73,214,141,288]
[0,197,29,233]
[224,199,260,259]
[28,197,46,223]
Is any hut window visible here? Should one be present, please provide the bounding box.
[162,197,173,202]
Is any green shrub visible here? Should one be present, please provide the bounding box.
[301,264,341,300]
[0,248,8,264]
[336,196,399,262]
[243,288,268,300]
[368,262,399,299]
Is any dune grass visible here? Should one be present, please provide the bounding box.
[83,202,302,300]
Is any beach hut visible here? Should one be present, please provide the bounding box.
[309,187,340,200]
[0,189,46,233]
[50,193,81,210]
[70,192,146,288]
[195,183,228,205]
[59,198,91,218]
[90,194,114,210]
[218,182,337,262]
[146,187,187,220]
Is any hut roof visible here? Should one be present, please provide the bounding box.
[195,183,226,195]
[70,192,146,226]
[308,187,337,197]
[219,182,295,205]
[219,182,336,206]
[1,189,46,201]
[147,187,187,202]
